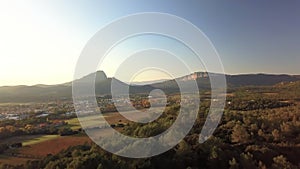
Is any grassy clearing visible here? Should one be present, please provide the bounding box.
[65,108,165,130]
[66,118,81,130]
[0,135,42,145]
[22,135,59,146]
[66,114,112,129]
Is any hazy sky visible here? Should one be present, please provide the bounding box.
[0,0,299,86]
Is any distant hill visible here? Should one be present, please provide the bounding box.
[293,75,300,79]
[0,84,71,103]
[151,72,300,91]
[0,71,154,103]
[0,71,299,103]
[226,74,300,87]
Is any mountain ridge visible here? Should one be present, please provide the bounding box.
[0,71,299,103]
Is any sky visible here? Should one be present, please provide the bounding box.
[0,0,299,86]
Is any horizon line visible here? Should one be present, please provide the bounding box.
[0,70,299,88]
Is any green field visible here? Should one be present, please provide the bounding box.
[66,115,107,129]
[22,135,60,146]
[66,118,81,130]
[66,107,165,130]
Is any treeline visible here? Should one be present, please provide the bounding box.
[0,112,78,140]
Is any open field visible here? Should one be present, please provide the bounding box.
[0,135,92,165]
[22,135,59,146]
[19,135,92,157]
[0,110,135,166]
[0,134,58,145]
[66,117,82,130]
[67,111,146,129]
[0,106,167,166]
[1,135,39,145]
[71,107,165,128]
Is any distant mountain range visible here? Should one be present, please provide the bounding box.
[0,71,299,103]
